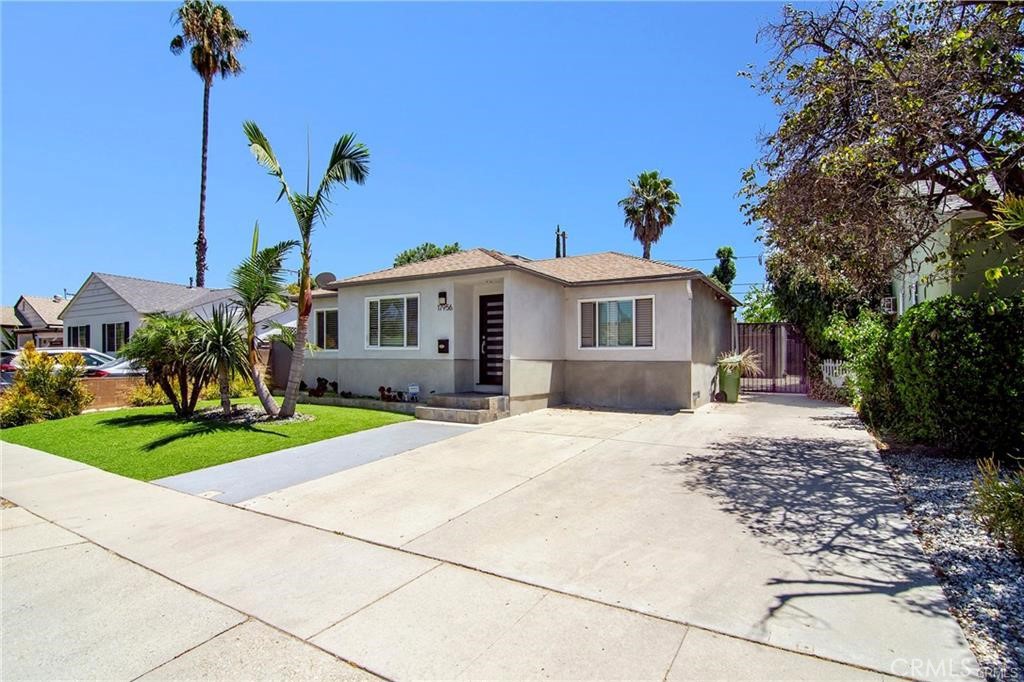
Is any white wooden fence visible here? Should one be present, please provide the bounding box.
[821,359,849,388]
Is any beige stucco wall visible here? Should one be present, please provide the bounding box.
[561,280,691,361]
[689,280,736,407]
[505,270,564,410]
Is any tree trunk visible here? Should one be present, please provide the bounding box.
[643,241,651,259]
[157,376,182,416]
[178,367,192,418]
[278,313,308,418]
[251,355,279,416]
[218,366,231,418]
[195,79,212,288]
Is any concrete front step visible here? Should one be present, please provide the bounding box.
[414,405,510,425]
[426,393,509,412]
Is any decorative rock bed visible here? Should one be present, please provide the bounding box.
[880,449,1023,681]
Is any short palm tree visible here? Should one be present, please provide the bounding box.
[230,222,298,416]
[244,120,370,418]
[171,0,250,287]
[120,312,206,418]
[192,304,250,418]
[618,171,681,260]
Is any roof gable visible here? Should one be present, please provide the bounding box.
[92,273,231,314]
[16,295,67,327]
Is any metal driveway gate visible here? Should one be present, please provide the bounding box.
[736,323,808,393]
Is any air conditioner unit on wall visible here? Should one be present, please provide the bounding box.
[881,296,896,314]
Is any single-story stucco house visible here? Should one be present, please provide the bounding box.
[60,272,296,354]
[300,249,738,416]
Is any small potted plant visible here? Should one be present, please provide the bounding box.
[716,348,763,403]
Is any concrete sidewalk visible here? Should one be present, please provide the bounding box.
[2,441,906,681]
[155,419,473,503]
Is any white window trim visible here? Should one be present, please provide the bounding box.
[314,308,340,351]
[577,295,656,350]
[364,293,420,350]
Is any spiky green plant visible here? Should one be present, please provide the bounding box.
[192,304,250,418]
[717,348,764,376]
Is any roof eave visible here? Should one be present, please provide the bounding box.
[332,264,515,289]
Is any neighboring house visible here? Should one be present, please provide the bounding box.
[892,185,1022,314]
[302,249,738,414]
[1,306,21,349]
[8,295,68,348]
[59,273,296,355]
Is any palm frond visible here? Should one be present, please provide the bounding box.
[243,120,290,201]
[191,305,250,379]
[312,133,370,225]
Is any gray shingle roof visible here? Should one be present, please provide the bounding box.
[93,273,232,314]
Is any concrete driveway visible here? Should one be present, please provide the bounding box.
[241,395,976,680]
[2,395,976,680]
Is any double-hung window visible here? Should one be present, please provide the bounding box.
[102,322,129,354]
[68,325,90,348]
[579,297,653,349]
[366,295,419,349]
[315,309,339,350]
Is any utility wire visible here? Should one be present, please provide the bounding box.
[662,255,760,263]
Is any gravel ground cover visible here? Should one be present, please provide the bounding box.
[881,449,1023,681]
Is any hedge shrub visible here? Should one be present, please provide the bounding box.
[889,295,1024,458]
[823,310,903,432]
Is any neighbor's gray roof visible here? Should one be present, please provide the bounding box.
[332,248,740,304]
[91,273,233,314]
[19,295,69,327]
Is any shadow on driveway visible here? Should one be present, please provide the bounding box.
[661,434,948,628]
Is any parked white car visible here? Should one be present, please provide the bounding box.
[84,358,145,378]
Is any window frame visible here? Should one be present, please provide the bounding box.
[364,293,420,350]
[314,308,340,350]
[67,324,90,348]
[577,295,656,350]
[101,321,129,354]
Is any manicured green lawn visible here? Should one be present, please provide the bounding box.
[0,399,412,481]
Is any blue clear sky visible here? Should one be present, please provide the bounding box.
[2,1,782,304]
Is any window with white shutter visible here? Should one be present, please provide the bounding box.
[365,294,420,349]
[578,296,654,349]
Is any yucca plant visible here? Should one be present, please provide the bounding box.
[717,348,764,376]
[192,304,250,418]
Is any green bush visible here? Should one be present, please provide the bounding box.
[973,458,1024,557]
[123,381,171,407]
[823,310,903,431]
[890,295,1024,458]
[0,343,92,427]
[199,374,255,401]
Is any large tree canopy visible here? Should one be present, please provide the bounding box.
[742,1,1024,289]
[394,242,461,267]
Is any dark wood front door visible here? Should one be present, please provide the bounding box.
[478,294,504,385]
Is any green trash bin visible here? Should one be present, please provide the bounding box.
[717,364,741,403]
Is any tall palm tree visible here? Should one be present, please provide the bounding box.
[618,171,681,259]
[171,0,250,287]
[244,121,370,418]
[192,304,250,418]
[230,222,298,417]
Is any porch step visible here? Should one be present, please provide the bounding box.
[426,393,509,412]
[414,405,510,425]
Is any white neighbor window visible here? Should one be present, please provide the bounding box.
[579,296,654,349]
[366,294,419,349]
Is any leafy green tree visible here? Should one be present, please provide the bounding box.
[742,2,1024,290]
[244,121,370,418]
[740,285,781,323]
[710,246,737,291]
[230,222,297,416]
[171,0,250,287]
[394,242,461,267]
[618,171,681,260]
[192,304,250,418]
[120,312,208,418]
